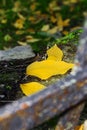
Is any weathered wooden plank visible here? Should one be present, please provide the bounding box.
[56,102,85,130]
[0,73,87,130]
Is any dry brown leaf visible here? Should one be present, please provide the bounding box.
[28,16,36,22]
[30,3,37,11]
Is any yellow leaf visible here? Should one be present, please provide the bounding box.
[3,46,11,50]
[16,30,25,35]
[63,30,69,35]
[26,60,74,80]
[1,19,7,24]
[26,35,40,43]
[83,11,87,17]
[27,38,40,43]
[63,19,70,27]
[20,82,46,96]
[49,1,60,11]
[27,28,35,33]
[35,11,41,15]
[30,3,37,11]
[21,45,74,95]
[63,1,70,5]
[17,41,27,46]
[57,15,70,31]
[75,124,83,130]
[47,44,63,61]
[70,0,78,4]
[41,24,50,31]
[26,35,33,39]
[57,15,64,31]
[28,16,36,22]
[70,26,81,31]
[12,1,21,12]
[13,18,24,29]
[18,13,25,20]
[50,16,57,23]
[47,26,58,34]
[49,1,57,9]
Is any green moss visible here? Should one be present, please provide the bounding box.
[57,29,83,44]
[6,85,12,90]
[0,72,19,83]
[48,29,83,48]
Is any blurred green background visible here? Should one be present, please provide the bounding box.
[0,0,87,51]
